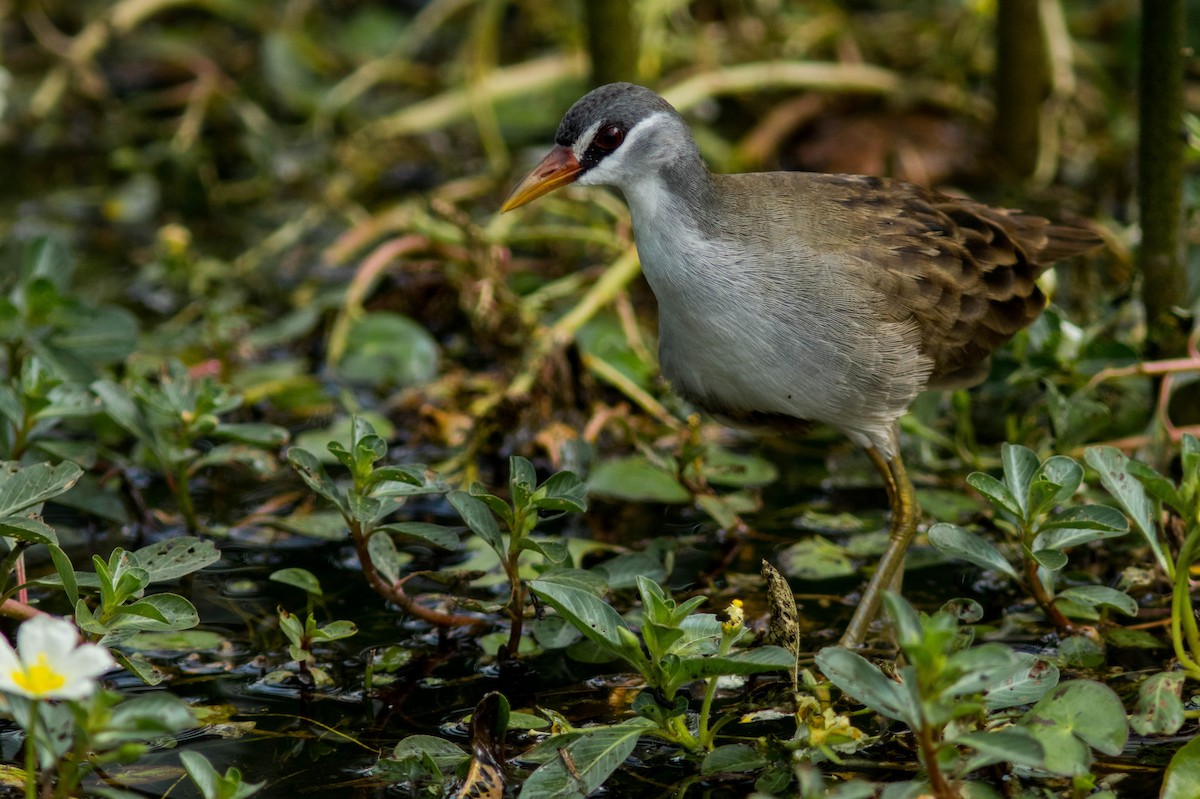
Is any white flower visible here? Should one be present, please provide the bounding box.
[0,616,115,700]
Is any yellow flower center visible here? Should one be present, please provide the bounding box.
[12,653,66,697]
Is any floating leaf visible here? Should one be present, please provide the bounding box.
[588,456,689,504]
[778,536,854,580]
[1130,671,1185,736]
[1021,680,1128,777]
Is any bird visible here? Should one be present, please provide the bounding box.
[500,82,1101,647]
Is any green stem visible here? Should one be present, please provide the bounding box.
[175,463,198,533]
[24,700,39,799]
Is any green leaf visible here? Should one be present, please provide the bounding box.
[364,465,425,489]
[966,472,1023,520]
[815,647,914,725]
[1084,447,1168,573]
[696,447,778,488]
[1026,456,1083,518]
[517,724,649,799]
[778,535,855,580]
[1162,732,1200,799]
[520,537,569,564]
[982,652,1059,710]
[102,593,199,636]
[1031,548,1067,571]
[1021,680,1128,764]
[588,456,689,503]
[701,743,766,775]
[927,523,1019,579]
[535,471,588,513]
[1033,505,1129,550]
[132,537,220,582]
[375,521,459,550]
[1057,585,1138,617]
[211,422,289,448]
[529,580,631,660]
[269,568,323,597]
[1057,635,1105,668]
[366,531,408,585]
[676,646,794,681]
[389,734,469,771]
[335,312,439,388]
[951,728,1045,771]
[1130,671,1185,736]
[22,236,74,290]
[1001,443,1041,519]
[91,380,156,446]
[47,544,78,606]
[448,490,504,553]
[0,516,58,545]
[287,447,346,511]
[0,460,83,517]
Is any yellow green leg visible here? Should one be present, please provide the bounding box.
[839,432,919,648]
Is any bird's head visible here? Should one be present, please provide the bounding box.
[500,83,696,212]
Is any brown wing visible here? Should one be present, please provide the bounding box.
[811,175,1101,388]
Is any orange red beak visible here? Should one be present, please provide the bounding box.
[500,145,582,212]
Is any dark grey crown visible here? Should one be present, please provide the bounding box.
[555,83,678,147]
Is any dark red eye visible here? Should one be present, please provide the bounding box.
[593,125,624,151]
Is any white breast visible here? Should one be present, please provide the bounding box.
[622,174,931,455]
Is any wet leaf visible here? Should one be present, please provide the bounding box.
[376,521,460,550]
[966,472,1022,520]
[1027,456,1083,518]
[1021,680,1128,774]
[676,646,795,681]
[1105,627,1164,648]
[335,312,439,388]
[270,567,322,596]
[520,537,570,564]
[951,728,1045,771]
[1057,585,1137,617]
[367,530,407,584]
[518,723,650,799]
[1001,443,1041,519]
[587,456,689,503]
[1130,671,1184,735]
[529,580,631,658]
[0,460,83,517]
[1058,635,1105,668]
[815,647,914,725]
[701,743,766,775]
[1162,733,1200,799]
[982,652,1059,710]
[1031,548,1067,571]
[133,537,220,582]
[449,490,504,553]
[287,447,345,511]
[778,535,855,580]
[927,523,1018,579]
[695,447,778,488]
[0,516,57,545]
[1084,447,1168,573]
[594,553,665,590]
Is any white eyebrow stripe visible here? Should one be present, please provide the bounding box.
[572,120,603,161]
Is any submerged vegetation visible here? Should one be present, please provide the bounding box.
[1,1,1199,797]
